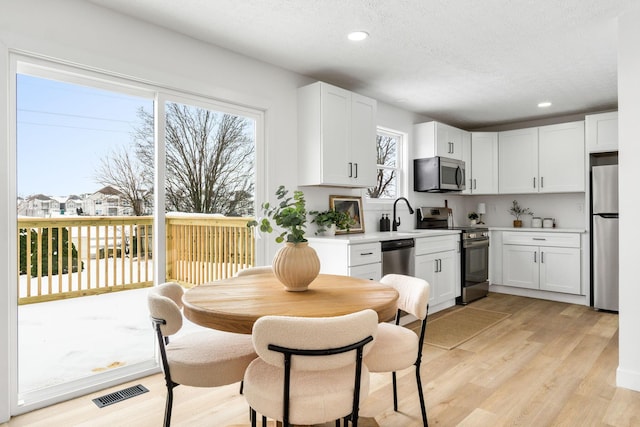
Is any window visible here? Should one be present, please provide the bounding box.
[366,127,404,199]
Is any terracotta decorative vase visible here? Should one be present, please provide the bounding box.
[513,220,523,228]
[272,242,321,291]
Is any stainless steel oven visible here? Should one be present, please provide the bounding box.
[458,229,489,304]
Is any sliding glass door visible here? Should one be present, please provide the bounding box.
[10,55,263,414]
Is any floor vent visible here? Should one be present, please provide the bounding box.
[92,384,149,408]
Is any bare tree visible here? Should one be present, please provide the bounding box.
[367,134,396,198]
[95,147,151,216]
[133,102,255,215]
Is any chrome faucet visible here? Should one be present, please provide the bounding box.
[392,197,415,231]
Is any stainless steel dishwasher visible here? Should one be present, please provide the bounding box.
[381,238,415,277]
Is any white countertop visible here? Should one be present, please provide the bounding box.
[306,229,461,244]
[489,227,586,233]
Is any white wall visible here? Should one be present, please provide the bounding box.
[616,9,640,392]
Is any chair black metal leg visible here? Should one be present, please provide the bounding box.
[392,371,398,411]
[164,386,173,427]
[262,415,266,426]
[416,367,428,427]
[250,408,257,427]
[335,419,341,427]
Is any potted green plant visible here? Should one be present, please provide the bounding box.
[468,212,479,225]
[248,185,319,291]
[249,185,308,243]
[310,209,355,236]
[509,200,533,228]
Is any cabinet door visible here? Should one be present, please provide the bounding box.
[586,111,618,153]
[415,253,438,304]
[436,250,458,302]
[350,93,377,187]
[538,121,585,193]
[461,131,472,194]
[539,246,581,294]
[498,128,539,193]
[471,132,499,194]
[502,245,539,289]
[349,263,382,281]
[320,84,351,185]
[436,122,463,160]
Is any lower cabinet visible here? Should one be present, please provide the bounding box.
[502,232,581,295]
[415,235,460,310]
[309,240,381,281]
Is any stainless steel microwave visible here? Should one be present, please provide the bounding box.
[413,156,465,192]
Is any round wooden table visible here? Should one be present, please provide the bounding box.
[182,272,399,334]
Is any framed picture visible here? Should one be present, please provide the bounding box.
[329,195,365,234]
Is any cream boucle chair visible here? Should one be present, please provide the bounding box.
[148,282,257,427]
[244,309,378,427]
[234,265,273,277]
[364,274,431,427]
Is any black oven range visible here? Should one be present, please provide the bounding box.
[416,207,489,304]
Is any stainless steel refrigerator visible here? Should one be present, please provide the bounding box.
[591,164,619,311]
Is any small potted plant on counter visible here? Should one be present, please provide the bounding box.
[468,212,479,226]
[310,209,355,236]
[509,199,533,228]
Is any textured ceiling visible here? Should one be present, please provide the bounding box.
[88,0,638,129]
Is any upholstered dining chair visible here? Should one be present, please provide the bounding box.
[364,274,431,427]
[147,282,257,427]
[243,309,379,427]
[234,265,273,277]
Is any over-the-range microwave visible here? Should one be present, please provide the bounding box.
[413,156,466,192]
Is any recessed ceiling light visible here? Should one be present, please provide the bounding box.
[347,31,369,41]
[538,101,552,108]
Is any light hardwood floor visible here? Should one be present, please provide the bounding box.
[3,293,639,426]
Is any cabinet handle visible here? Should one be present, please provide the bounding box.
[534,252,537,263]
[348,162,353,178]
[360,252,373,256]
[473,178,477,190]
[533,237,546,241]
[533,177,536,188]
[354,163,358,179]
[541,252,544,263]
[541,176,544,188]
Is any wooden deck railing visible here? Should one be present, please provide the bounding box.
[165,213,255,286]
[17,214,255,304]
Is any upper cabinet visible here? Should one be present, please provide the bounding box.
[469,132,499,194]
[414,121,465,160]
[538,121,585,192]
[586,111,618,153]
[498,127,539,193]
[499,121,585,194]
[298,82,377,187]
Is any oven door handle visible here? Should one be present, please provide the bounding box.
[463,239,490,249]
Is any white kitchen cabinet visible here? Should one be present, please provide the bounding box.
[309,240,381,281]
[586,111,618,153]
[414,121,465,160]
[470,132,499,194]
[415,235,460,310]
[501,232,581,295]
[298,81,377,187]
[498,127,539,193]
[498,121,584,194]
[538,121,585,192]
